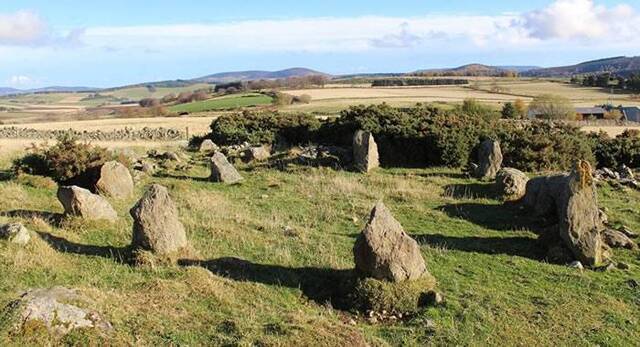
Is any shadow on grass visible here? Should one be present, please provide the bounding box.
[179,257,354,309]
[37,232,132,264]
[0,170,12,182]
[1,210,64,226]
[443,182,501,200]
[153,172,211,182]
[439,202,545,232]
[415,234,542,259]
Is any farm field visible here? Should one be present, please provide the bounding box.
[169,93,273,113]
[284,80,640,113]
[0,146,638,345]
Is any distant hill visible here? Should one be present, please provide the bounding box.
[413,64,534,76]
[193,68,330,83]
[0,86,99,96]
[0,87,21,96]
[523,56,640,77]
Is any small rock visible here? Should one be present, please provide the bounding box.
[1,287,112,336]
[605,263,616,272]
[627,279,639,288]
[420,290,444,306]
[260,194,269,199]
[0,223,30,245]
[619,226,637,239]
[199,139,218,152]
[602,228,638,250]
[617,262,631,270]
[243,145,271,162]
[568,261,584,270]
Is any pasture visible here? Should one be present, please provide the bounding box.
[0,145,638,345]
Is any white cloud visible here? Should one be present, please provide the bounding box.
[71,0,639,54]
[518,0,640,40]
[0,11,48,45]
[8,75,33,86]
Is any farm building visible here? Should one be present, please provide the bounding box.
[528,107,607,119]
[574,107,606,119]
[621,106,640,122]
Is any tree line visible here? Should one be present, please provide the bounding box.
[571,73,640,92]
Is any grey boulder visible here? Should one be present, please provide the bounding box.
[0,223,31,245]
[57,186,118,221]
[95,161,134,199]
[474,139,503,180]
[353,202,427,282]
[130,184,188,255]
[210,152,243,184]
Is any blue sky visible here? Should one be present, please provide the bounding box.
[1,0,639,88]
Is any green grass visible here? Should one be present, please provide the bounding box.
[0,150,639,346]
[103,84,213,100]
[169,93,273,113]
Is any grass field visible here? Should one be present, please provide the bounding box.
[169,93,273,113]
[0,146,639,345]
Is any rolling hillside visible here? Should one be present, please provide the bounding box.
[524,56,640,77]
[193,68,330,83]
[413,64,533,76]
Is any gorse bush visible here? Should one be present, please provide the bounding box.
[205,104,633,171]
[590,130,640,168]
[209,111,321,145]
[12,134,117,183]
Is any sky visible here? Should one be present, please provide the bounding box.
[1,0,639,88]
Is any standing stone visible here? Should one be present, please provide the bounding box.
[95,161,134,199]
[353,130,379,173]
[1,287,112,336]
[474,140,503,180]
[210,152,243,184]
[243,145,271,162]
[0,223,30,245]
[199,139,219,153]
[556,161,604,266]
[57,186,118,221]
[130,184,188,255]
[353,202,427,282]
[495,168,529,202]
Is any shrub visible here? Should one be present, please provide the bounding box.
[272,92,295,106]
[528,94,575,120]
[161,93,177,104]
[209,111,321,145]
[350,276,437,312]
[204,104,604,171]
[12,134,116,183]
[457,98,500,120]
[139,98,160,108]
[501,102,517,119]
[295,94,312,104]
[591,130,640,168]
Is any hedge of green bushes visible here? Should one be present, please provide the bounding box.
[202,104,638,171]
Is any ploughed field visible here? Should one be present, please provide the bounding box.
[0,146,639,345]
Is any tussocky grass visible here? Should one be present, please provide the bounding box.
[0,150,638,346]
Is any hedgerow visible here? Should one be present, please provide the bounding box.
[204,104,634,171]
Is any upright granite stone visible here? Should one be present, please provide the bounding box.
[353,202,427,282]
[353,130,379,173]
[556,161,604,266]
[495,168,529,202]
[95,161,134,199]
[130,184,188,255]
[474,140,503,180]
[210,152,243,184]
[57,186,118,221]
